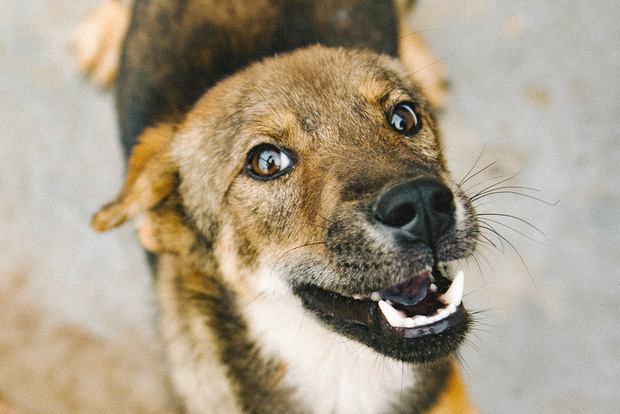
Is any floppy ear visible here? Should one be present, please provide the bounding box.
[92,123,178,233]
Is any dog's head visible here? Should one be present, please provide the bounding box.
[94,46,478,364]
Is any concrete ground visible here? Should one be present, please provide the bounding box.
[1,0,618,412]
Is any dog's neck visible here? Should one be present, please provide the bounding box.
[157,244,452,414]
[238,265,451,414]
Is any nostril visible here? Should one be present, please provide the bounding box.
[431,190,455,215]
[379,202,417,227]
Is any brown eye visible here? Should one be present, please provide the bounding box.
[389,103,420,135]
[247,144,294,180]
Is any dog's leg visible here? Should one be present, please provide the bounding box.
[71,0,130,87]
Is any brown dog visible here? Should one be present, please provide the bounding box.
[87,0,480,412]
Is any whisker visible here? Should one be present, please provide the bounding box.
[479,224,535,285]
[473,188,559,206]
[468,173,521,200]
[457,145,485,186]
[316,213,335,226]
[478,213,545,237]
[270,241,327,276]
[464,171,516,194]
[459,156,499,190]
[480,218,542,245]
[477,231,499,249]
[478,224,508,253]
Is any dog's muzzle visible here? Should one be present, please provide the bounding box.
[295,176,472,363]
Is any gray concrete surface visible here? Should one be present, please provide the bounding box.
[1,0,619,412]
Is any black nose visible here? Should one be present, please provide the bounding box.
[375,176,456,247]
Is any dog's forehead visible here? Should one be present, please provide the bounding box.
[232,47,432,146]
[249,47,419,115]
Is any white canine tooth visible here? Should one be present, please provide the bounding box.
[378,300,407,327]
[352,294,362,300]
[437,307,450,319]
[439,270,464,307]
[380,271,464,329]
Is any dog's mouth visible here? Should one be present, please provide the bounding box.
[294,264,469,363]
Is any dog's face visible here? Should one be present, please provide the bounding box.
[95,46,478,364]
[173,46,478,363]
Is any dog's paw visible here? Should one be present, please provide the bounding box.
[71,0,130,87]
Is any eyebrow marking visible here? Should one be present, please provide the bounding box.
[358,78,392,106]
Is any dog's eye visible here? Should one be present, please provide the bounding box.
[389,103,420,135]
[247,144,294,180]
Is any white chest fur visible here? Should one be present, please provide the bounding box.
[241,271,418,414]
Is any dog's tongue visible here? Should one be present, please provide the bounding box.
[379,271,431,307]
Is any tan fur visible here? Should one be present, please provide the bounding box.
[91,124,178,233]
[427,363,479,414]
[94,44,478,412]
[79,1,481,412]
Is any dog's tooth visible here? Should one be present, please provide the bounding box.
[380,271,463,329]
[425,265,435,282]
[437,307,450,320]
[439,270,464,307]
[352,294,363,300]
[429,283,438,292]
[415,316,428,326]
[402,316,415,328]
[378,300,407,327]
[447,303,457,314]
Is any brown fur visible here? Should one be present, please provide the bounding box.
[89,1,478,412]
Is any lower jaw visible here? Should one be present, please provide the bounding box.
[295,285,470,364]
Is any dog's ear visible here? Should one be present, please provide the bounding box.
[92,123,178,232]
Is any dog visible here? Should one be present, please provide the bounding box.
[85,0,480,412]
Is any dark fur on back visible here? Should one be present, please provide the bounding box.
[117,0,400,157]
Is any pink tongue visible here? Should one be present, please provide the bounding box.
[379,271,431,306]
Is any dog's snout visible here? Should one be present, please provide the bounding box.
[375,177,456,247]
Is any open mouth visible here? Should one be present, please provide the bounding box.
[294,264,469,362]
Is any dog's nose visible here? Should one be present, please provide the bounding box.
[375,177,456,247]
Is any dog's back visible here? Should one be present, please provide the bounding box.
[117,0,402,157]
